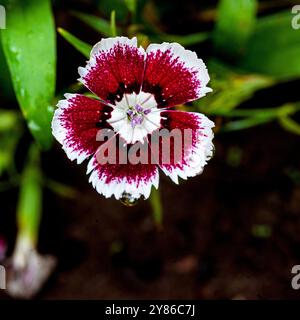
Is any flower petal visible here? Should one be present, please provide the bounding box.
[78,37,146,104]
[52,94,112,164]
[153,110,214,183]
[87,135,159,200]
[143,42,212,108]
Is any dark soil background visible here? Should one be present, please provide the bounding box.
[1,0,300,299]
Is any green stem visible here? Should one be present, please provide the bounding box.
[110,11,117,37]
[16,143,42,246]
[149,188,163,227]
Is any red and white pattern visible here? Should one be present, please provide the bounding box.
[52,37,214,201]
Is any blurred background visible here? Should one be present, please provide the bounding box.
[1,0,300,299]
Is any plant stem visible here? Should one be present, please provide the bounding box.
[110,11,117,37]
[16,143,42,246]
[149,188,163,228]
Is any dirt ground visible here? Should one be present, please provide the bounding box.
[42,121,300,299]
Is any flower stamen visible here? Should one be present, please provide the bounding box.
[127,104,151,128]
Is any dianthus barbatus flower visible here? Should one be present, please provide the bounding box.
[52,37,214,201]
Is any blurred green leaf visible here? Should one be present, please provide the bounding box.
[144,15,209,47]
[97,0,129,22]
[240,11,300,79]
[0,110,20,131]
[210,104,300,117]
[1,0,56,150]
[279,116,300,135]
[72,11,115,37]
[124,0,137,16]
[196,60,274,113]
[46,179,78,199]
[0,42,14,100]
[252,224,272,238]
[57,28,92,58]
[0,110,22,176]
[153,32,209,47]
[213,0,257,60]
[220,103,300,132]
[17,143,42,244]
[221,116,273,131]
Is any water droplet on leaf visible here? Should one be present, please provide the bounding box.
[120,193,139,207]
[28,121,41,132]
[10,46,17,53]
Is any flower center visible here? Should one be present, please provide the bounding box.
[108,92,160,144]
[126,104,151,128]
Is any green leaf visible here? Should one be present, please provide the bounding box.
[71,11,114,37]
[1,0,56,150]
[195,60,274,114]
[220,104,300,132]
[46,179,78,199]
[153,32,209,47]
[0,110,22,176]
[97,0,129,22]
[279,116,300,135]
[213,0,257,60]
[240,11,300,79]
[124,0,137,16]
[0,42,14,100]
[221,116,272,131]
[144,17,209,47]
[57,28,92,58]
[209,104,300,118]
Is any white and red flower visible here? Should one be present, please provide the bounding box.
[52,37,214,201]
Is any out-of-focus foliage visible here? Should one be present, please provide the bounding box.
[196,60,274,114]
[96,0,146,23]
[0,110,22,177]
[279,112,300,135]
[240,11,300,79]
[97,0,131,22]
[71,11,114,36]
[0,44,14,100]
[1,0,56,150]
[213,0,257,60]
